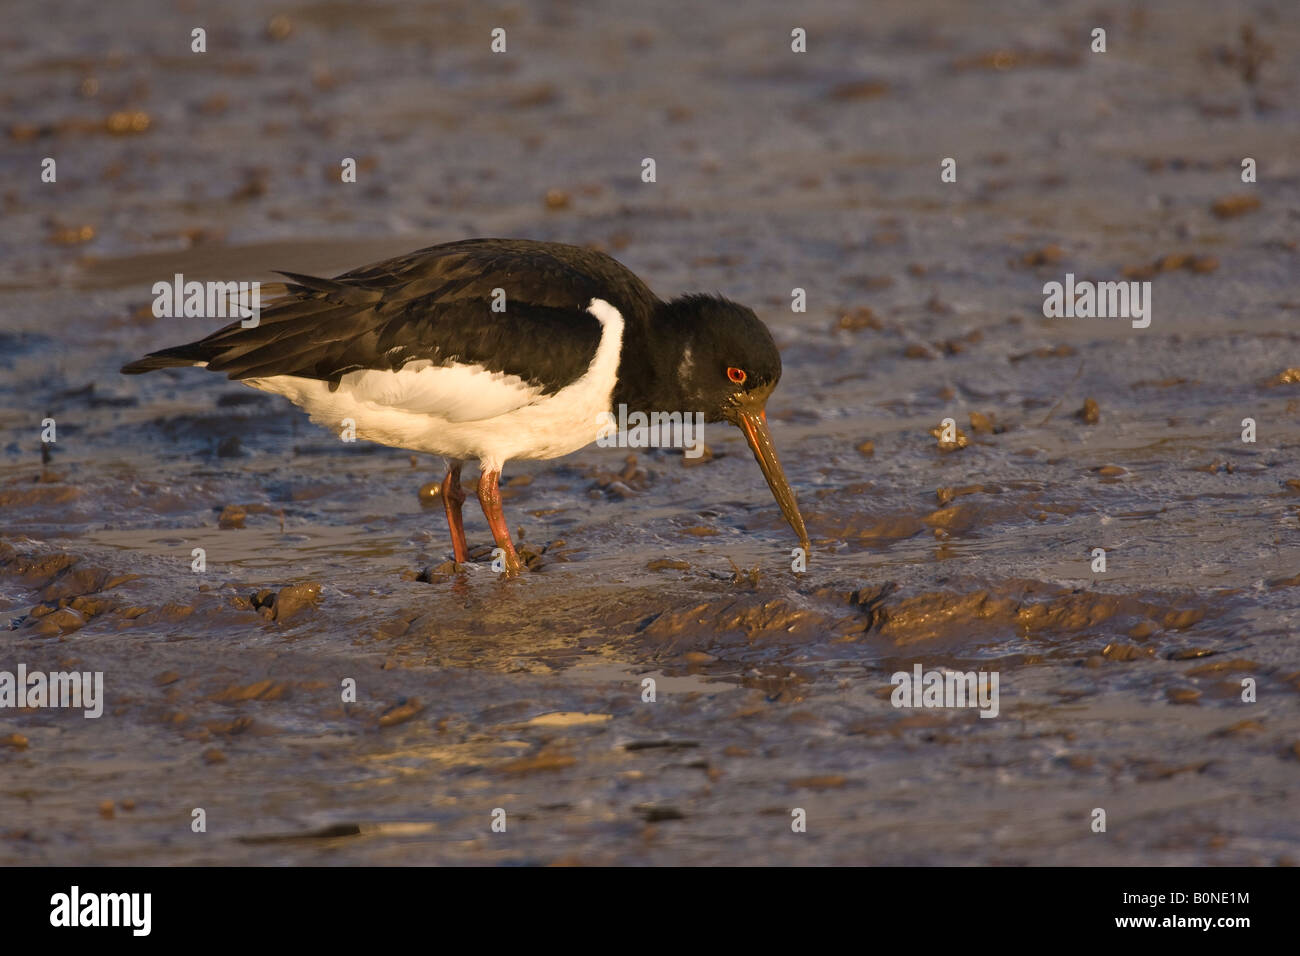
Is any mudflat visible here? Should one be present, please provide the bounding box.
[1,0,1298,864]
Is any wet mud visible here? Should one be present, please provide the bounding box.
[2,0,1299,863]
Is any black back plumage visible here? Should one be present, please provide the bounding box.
[122,239,663,395]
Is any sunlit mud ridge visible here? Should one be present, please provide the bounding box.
[0,534,1252,679]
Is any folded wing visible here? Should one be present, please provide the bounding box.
[122,239,660,425]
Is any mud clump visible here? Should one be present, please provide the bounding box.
[648,559,691,572]
[1121,253,1219,279]
[218,503,284,529]
[0,542,138,635]
[639,593,844,649]
[32,607,87,636]
[588,454,652,498]
[922,504,983,534]
[929,423,969,452]
[1210,194,1260,219]
[679,444,715,467]
[211,679,294,702]
[1010,344,1075,363]
[0,546,76,589]
[952,49,1080,72]
[519,546,545,572]
[0,482,81,509]
[377,698,424,728]
[934,484,999,506]
[249,582,322,623]
[833,307,882,332]
[826,79,891,101]
[1102,643,1153,662]
[1018,244,1065,268]
[42,566,113,602]
[874,581,1218,650]
[413,537,558,580]
[414,561,461,582]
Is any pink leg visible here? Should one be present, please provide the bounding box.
[441,461,469,563]
[477,468,522,576]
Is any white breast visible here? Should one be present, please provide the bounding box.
[243,298,626,472]
[338,361,544,423]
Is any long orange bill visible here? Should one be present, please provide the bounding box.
[737,410,810,550]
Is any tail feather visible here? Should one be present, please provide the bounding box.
[121,268,384,380]
[119,273,341,376]
[274,271,378,303]
[120,343,212,374]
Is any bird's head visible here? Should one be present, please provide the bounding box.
[661,294,810,551]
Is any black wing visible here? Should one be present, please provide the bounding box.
[121,238,661,394]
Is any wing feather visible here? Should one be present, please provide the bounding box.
[125,239,661,391]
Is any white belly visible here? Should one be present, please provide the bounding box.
[242,298,625,472]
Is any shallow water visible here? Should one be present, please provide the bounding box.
[2,0,1299,864]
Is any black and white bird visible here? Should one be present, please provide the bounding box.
[122,238,809,575]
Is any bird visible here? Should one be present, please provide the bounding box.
[122,238,809,576]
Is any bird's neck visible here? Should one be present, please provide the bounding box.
[612,300,697,415]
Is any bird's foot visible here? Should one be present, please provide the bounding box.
[492,543,524,577]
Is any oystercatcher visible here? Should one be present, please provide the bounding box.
[122,238,809,575]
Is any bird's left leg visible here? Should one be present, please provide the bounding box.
[476,467,522,576]
[441,459,469,563]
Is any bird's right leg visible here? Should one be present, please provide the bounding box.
[441,459,469,563]
[476,467,522,576]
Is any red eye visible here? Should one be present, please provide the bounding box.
[727,367,747,385]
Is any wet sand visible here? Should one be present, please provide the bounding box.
[2,0,1299,864]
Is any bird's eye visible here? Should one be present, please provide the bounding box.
[727,367,747,385]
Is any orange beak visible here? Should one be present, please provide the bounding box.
[735,407,810,551]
